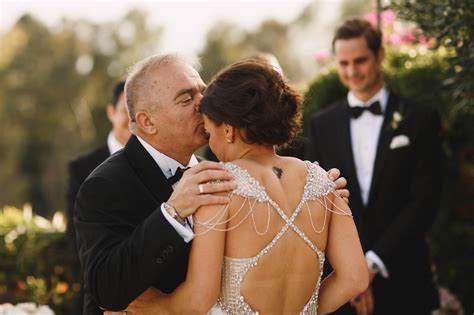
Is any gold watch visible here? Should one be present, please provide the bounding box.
[163,203,186,226]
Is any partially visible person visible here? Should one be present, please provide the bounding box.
[309,19,442,315]
[204,52,309,161]
[118,59,368,314]
[65,81,130,314]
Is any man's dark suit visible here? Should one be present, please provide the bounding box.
[67,146,110,244]
[66,146,110,315]
[309,92,442,314]
[74,135,191,315]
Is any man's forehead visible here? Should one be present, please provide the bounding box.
[335,38,371,57]
[160,62,203,83]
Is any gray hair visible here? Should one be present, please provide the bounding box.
[124,53,201,129]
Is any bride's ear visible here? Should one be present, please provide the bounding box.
[224,123,235,144]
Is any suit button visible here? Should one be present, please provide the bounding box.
[156,258,163,264]
[166,245,173,253]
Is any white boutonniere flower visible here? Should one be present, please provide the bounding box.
[391,111,403,130]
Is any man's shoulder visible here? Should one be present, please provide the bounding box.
[390,92,439,121]
[69,145,110,169]
[310,99,346,123]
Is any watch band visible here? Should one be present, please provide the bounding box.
[163,203,186,226]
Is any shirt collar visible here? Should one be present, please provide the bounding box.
[135,135,199,179]
[107,131,125,154]
[347,86,389,113]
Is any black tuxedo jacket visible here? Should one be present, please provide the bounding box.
[67,146,110,244]
[74,135,191,314]
[66,145,110,315]
[309,92,442,313]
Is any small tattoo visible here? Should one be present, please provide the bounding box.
[272,166,283,179]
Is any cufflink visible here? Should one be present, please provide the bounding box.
[368,260,380,274]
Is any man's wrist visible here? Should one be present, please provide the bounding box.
[163,202,186,226]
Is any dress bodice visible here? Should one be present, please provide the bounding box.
[209,161,334,315]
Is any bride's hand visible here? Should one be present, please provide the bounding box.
[313,161,349,204]
[103,287,167,315]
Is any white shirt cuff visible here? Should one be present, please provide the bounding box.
[366,250,390,278]
[160,203,194,243]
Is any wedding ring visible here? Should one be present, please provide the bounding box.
[198,184,204,194]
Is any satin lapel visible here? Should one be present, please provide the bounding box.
[367,92,399,208]
[338,101,364,209]
[124,135,174,203]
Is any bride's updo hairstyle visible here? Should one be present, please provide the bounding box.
[200,59,303,147]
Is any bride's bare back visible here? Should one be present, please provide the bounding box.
[211,156,340,314]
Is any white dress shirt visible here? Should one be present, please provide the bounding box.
[107,131,125,154]
[136,136,197,243]
[348,86,390,278]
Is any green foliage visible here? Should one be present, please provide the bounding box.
[0,11,162,217]
[391,0,474,113]
[199,18,304,83]
[302,69,346,135]
[303,48,473,312]
[0,206,77,314]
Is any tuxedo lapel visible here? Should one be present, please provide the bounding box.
[124,135,174,203]
[337,101,364,209]
[367,92,400,208]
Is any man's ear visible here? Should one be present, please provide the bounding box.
[377,46,385,63]
[106,103,115,123]
[135,111,156,135]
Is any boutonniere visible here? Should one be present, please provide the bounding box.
[390,111,403,130]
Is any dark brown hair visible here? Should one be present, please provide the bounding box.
[200,59,302,147]
[332,19,382,56]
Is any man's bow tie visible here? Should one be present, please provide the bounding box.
[168,167,190,185]
[349,101,382,119]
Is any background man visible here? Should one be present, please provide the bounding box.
[309,19,442,315]
[65,81,130,315]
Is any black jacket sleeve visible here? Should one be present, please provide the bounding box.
[74,175,188,311]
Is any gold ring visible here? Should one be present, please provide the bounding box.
[198,184,204,194]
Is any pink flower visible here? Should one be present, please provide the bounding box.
[400,31,416,44]
[389,34,403,45]
[364,12,377,25]
[315,49,330,64]
[382,10,396,25]
[418,34,436,48]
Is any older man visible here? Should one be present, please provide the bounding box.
[75,53,348,314]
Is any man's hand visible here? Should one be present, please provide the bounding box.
[167,161,237,218]
[327,167,349,204]
[350,285,374,315]
[103,287,166,315]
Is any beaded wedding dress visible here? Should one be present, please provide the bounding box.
[205,161,347,315]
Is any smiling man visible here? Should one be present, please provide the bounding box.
[308,19,443,315]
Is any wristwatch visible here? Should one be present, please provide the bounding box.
[163,203,186,226]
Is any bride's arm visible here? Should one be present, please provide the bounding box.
[317,193,369,314]
[158,200,229,314]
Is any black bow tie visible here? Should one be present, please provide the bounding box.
[167,167,189,186]
[349,101,382,119]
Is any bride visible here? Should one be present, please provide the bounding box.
[122,59,367,314]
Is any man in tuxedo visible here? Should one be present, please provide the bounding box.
[309,19,442,315]
[73,54,244,314]
[66,81,130,314]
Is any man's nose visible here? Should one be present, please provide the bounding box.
[347,64,356,77]
[194,93,203,112]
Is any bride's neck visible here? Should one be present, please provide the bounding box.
[235,145,277,164]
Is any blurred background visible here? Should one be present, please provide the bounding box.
[0,0,472,314]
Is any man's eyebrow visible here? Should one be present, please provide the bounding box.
[354,56,369,62]
[174,88,193,101]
